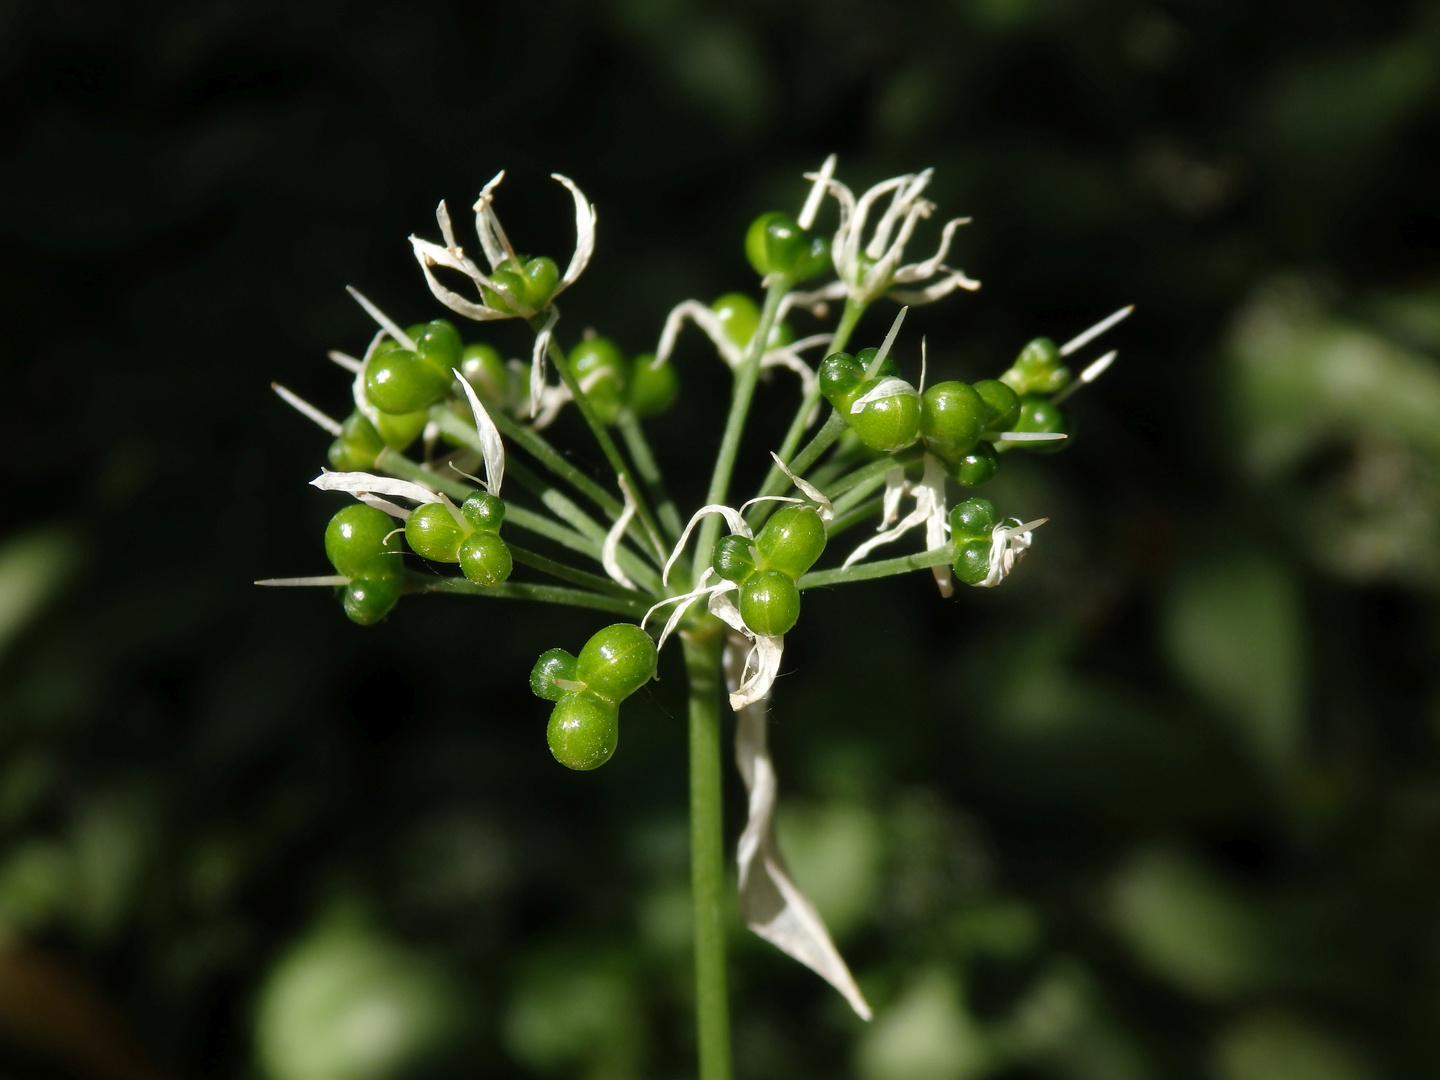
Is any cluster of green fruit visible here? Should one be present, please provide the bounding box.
[949,497,1005,586]
[712,505,828,637]
[565,336,678,424]
[321,494,513,626]
[819,336,1075,486]
[530,624,659,770]
[744,211,832,283]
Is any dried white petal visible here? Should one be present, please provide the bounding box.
[887,267,982,306]
[272,383,343,435]
[655,300,742,368]
[727,635,872,1021]
[890,216,971,283]
[1051,350,1118,406]
[310,469,439,505]
[851,376,918,411]
[472,171,511,269]
[602,476,639,590]
[768,452,832,522]
[410,237,509,323]
[1058,305,1133,357]
[530,307,559,418]
[451,367,504,496]
[328,350,364,373]
[255,575,350,587]
[868,306,908,375]
[797,154,837,231]
[552,173,597,289]
[346,286,416,350]
[976,516,1048,588]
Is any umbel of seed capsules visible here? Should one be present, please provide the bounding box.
[711,504,828,637]
[530,624,659,770]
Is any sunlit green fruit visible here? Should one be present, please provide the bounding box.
[482,256,560,316]
[973,378,1020,430]
[756,506,827,578]
[406,503,468,563]
[950,497,998,540]
[921,381,987,458]
[712,534,757,583]
[628,354,678,417]
[460,343,510,403]
[409,319,462,373]
[457,532,513,587]
[327,413,385,471]
[530,648,580,703]
[342,574,401,625]
[952,539,992,586]
[325,504,402,578]
[712,293,760,349]
[819,352,866,410]
[739,570,801,637]
[575,623,657,704]
[950,442,1000,487]
[461,492,506,532]
[1000,337,1070,396]
[791,233,832,284]
[365,347,451,415]
[745,211,807,278]
[373,408,429,450]
[1013,393,1069,452]
[845,380,922,453]
[547,691,619,771]
[570,336,628,425]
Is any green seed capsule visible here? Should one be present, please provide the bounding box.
[570,336,628,424]
[460,343,509,403]
[342,574,402,625]
[482,256,560,316]
[745,212,807,278]
[327,413,386,471]
[712,534,757,583]
[921,381,987,459]
[755,506,826,579]
[409,319,462,374]
[365,347,452,415]
[575,623,657,704]
[712,293,760,349]
[1000,337,1071,396]
[952,540,992,586]
[458,532,513,587]
[547,691,619,771]
[1013,394,1068,452]
[325,504,402,578]
[951,442,1000,487]
[530,648,580,702]
[740,570,801,637]
[628,354,678,417]
[461,492,505,532]
[846,379,922,453]
[373,409,429,451]
[405,503,468,563]
[950,497,999,540]
[792,234,832,284]
[973,379,1020,430]
[819,352,866,410]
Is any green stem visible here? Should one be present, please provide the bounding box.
[682,630,731,1080]
[508,545,648,602]
[752,298,867,503]
[798,543,954,589]
[617,411,682,540]
[824,445,924,502]
[406,576,643,616]
[430,404,622,519]
[827,495,884,537]
[691,278,790,582]
[543,329,668,563]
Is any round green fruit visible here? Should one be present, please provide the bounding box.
[755,506,826,578]
[405,503,468,563]
[547,692,620,771]
[575,623,657,704]
[457,532,513,587]
[325,504,401,578]
[739,570,801,637]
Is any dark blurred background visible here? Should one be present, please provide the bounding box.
[2,0,1439,1077]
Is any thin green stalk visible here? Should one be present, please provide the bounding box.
[824,445,924,502]
[682,630,731,1080]
[691,278,789,582]
[798,543,954,589]
[430,404,622,519]
[832,471,890,518]
[827,495,884,538]
[409,576,643,616]
[752,298,867,503]
[617,410,682,540]
[543,331,668,563]
[508,545,649,603]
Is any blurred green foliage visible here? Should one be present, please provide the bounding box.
[1,0,1439,1078]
